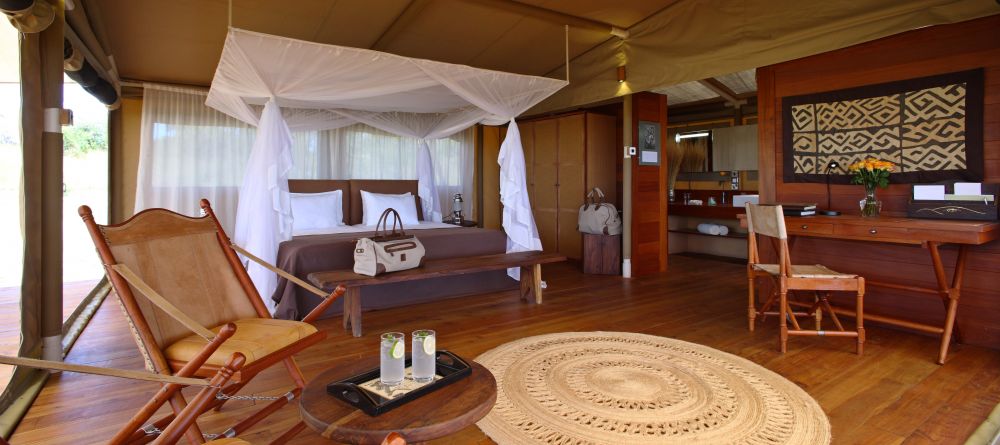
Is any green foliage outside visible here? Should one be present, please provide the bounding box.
[63,123,107,157]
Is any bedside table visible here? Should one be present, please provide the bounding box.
[444,219,478,227]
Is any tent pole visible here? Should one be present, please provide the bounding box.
[564,25,569,82]
[622,94,632,278]
[40,0,65,362]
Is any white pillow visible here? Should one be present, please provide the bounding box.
[360,190,420,226]
[290,190,344,234]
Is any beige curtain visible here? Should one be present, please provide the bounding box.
[530,0,998,114]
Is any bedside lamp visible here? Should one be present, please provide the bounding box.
[452,193,464,223]
[821,161,841,216]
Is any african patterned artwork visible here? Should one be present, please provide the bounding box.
[782,69,983,183]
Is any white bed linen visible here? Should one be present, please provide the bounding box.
[292,221,461,237]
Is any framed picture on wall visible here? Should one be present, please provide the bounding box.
[638,120,661,166]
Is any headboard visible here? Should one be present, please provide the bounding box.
[288,179,351,225]
[349,179,423,224]
[287,179,422,225]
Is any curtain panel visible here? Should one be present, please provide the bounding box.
[134,85,475,234]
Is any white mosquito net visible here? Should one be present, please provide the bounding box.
[206,28,567,307]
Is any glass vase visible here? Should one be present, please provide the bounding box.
[859,183,881,218]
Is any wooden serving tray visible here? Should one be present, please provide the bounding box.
[326,350,472,416]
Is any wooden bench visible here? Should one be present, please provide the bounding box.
[307,251,566,337]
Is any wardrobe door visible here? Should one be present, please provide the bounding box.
[586,113,618,206]
[557,114,585,259]
[520,122,535,205]
[532,119,559,253]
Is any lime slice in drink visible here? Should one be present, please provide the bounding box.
[422,336,436,355]
[390,340,405,359]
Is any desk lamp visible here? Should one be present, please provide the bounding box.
[821,161,841,216]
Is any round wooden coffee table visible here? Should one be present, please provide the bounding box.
[299,359,497,444]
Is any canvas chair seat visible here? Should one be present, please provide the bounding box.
[164,318,317,370]
[752,263,856,279]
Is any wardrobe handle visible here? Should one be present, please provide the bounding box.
[869,228,878,234]
[800,225,808,229]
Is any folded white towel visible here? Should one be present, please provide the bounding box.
[697,223,721,235]
[717,224,730,236]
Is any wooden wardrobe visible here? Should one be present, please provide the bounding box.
[518,112,618,260]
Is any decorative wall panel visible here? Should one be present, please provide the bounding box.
[782,69,983,183]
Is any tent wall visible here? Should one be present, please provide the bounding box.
[757,14,1000,350]
[0,0,63,437]
[108,97,141,223]
[530,0,1000,115]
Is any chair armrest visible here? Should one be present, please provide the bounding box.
[301,284,346,324]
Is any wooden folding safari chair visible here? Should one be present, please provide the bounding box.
[79,199,346,444]
[0,350,246,445]
[745,204,866,355]
[0,354,409,445]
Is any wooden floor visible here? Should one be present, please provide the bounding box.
[0,280,99,395]
[8,255,1000,444]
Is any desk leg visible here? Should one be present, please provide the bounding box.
[930,244,968,365]
[343,287,362,337]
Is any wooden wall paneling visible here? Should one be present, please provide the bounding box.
[757,14,1000,350]
[586,113,619,206]
[557,114,586,259]
[630,92,669,277]
[533,119,560,253]
[481,125,502,229]
[520,121,536,213]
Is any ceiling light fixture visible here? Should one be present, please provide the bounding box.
[674,131,710,143]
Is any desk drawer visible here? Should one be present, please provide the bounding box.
[834,224,910,240]
[787,222,834,235]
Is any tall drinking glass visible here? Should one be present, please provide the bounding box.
[411,330,436,383]
[380,332,405,386]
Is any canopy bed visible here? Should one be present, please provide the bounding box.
[272,179,514,320]
[205,28,568,310]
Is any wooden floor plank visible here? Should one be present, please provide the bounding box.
[6,255,1000,444]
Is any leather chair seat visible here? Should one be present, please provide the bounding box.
[165,318,317,368]
[753,263,856,278]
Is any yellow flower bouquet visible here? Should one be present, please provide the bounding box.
[848,158,895,217]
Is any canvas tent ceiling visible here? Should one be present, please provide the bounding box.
[87,0,998,114]
[91,0,674,87]
[651,69,756,106]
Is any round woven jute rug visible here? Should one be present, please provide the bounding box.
[475,332,830,445]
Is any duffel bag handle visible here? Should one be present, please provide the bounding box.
[374,208,406,239]
[585,187,606,210]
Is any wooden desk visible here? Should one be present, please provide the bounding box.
[738,214,999,364]
[299,360,497,444]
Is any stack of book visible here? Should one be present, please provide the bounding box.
[780,203,817,216]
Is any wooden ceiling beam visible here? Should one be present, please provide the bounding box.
[698,78,746,108]
[371,0,432,50]
[461,0,628,37]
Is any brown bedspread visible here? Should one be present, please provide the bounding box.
[271,227,516,320]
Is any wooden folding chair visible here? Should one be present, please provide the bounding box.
[0,354,406,445]
[0,351,246,445]
[79,199,346,444]
[745,204,866,355]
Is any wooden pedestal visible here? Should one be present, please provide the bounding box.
[583,233,621,275]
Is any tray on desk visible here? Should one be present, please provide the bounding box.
[326,350,471,416]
